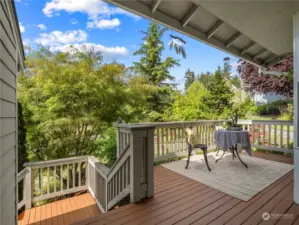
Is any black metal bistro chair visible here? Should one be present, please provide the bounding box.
[185,128,211,171]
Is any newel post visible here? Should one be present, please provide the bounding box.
[114,124,155,203]
[24,166,33,209]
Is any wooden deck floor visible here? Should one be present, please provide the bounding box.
[76,152,299,225]
[18,193,101,225]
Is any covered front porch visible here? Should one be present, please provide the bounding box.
[19,151,296,225]
[18,120,298,225]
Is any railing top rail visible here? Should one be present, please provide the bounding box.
[113,123,155,129]
[17,168,29,182]
[152,120,224,128]
[238,120,293,125]
[88,156,110,177]
[24,156,88,168]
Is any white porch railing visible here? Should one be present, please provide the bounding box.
[17,120,294,213]
[150,120,294,162]
[238,120,294,153]
[152,120,223,162]
[18,156,89,210]
[17,124,155,213]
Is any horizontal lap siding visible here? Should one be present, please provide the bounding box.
[0,1,18,225]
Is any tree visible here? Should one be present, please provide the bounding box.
[203,68,234,119]
[197,72,214,90]
[133,22,180,85]
[223,57,232,80]
[230,75,241,88]
[239,56,293,98]
[184,69,195,91]
[133,22,186,121]
[18,46,152,161]
[18,102,28,171]
[171,81,209,120]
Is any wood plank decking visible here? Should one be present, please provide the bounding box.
[18,193,101,225]
[76,152,298,225]
[19,152,298,225]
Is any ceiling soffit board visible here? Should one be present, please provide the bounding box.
[103,0,291,67]
[197,0,297,56]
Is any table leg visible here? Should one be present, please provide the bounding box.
[234,147,248,168]
[215,150,225,163]
[215,146,220,156]
[232,149,237,160]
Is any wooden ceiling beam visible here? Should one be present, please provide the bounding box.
[206,20,224,39]
[182,4,199,27]
[225,32,242,48]
[241,41,256,55]
[151,0,162,13]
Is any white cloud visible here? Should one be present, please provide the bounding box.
[71,18,78,24]
[43,0,140,18]
[35,29,87,46]
[42,0,141,29]
[87,18,120,29]
[37,24,47,30]
[19,23,25,33]
[55,43,128,59]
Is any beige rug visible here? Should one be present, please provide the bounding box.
[161,152,293,201]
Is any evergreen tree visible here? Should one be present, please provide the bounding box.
[204,68,234,119]
[223,57,232,80]
[18,102,28,171]
[184,69,195,91]
[197,71,214,90]
[133,22,180,85]
[133,22,186,121]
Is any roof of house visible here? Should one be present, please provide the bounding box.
[104,0,298,67]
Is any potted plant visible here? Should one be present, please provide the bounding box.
[226,107,243,131]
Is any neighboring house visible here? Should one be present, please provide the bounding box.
[0,1,25,225]
[251,92,288,105]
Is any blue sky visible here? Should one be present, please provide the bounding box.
[15,0,239,90]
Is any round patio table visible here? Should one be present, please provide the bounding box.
[214,130,252,168]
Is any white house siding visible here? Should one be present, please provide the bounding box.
[0,1,24,224]
[252,92,287,105]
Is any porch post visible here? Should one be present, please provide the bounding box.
[294,11,299,204]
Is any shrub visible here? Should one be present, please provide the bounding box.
[250,100,293,116]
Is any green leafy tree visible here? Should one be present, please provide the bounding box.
[184,69,195,91]
[171,81,209,120]
[203,68,234,119]
[18,102,28,171]
[230,75,241,88]
[94,127,117,167]
[18,46,152,161]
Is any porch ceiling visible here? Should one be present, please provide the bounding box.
[104,0,299,67]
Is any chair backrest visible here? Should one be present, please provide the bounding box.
[185,128,197,146]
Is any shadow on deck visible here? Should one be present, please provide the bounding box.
[18,193,101,225]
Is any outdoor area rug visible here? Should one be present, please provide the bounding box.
[161,152,293,201]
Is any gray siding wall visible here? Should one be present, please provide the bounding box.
[0,1,18,224]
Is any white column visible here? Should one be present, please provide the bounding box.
[294,11,299,204]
